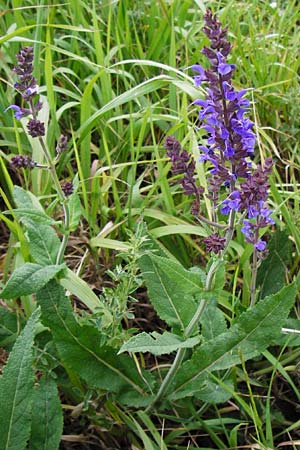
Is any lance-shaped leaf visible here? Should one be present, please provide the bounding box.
[138,254,204,331]
[0,263,65,299]
[26,220,61,266]
[36,280,148,398]
[28,376,63,450]
[119,331,200,356]
[170,283,296,400]
[0,309,40,450]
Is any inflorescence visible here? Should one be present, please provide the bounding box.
[7,47,71,192]
[166,9,274,254]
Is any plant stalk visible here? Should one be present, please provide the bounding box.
[146,258,220,411]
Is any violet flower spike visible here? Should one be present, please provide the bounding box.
[193,9,273,254]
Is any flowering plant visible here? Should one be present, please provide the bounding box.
[0,7,297,450]
[166,9,275,305]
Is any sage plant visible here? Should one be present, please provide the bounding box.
[7,47,71,263]
[151,9,274,410]
[168,10,274,301]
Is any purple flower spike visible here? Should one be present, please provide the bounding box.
[190,9,274,253]
[165,136,204,217]
[9,47,45,134]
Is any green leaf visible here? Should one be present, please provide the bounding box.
[36,281,149,400]
[0,264,65,299]
[26,221,61,265]
[68,192,82,232]
[28,376,63,450]
[59,268,103,313]
[119,331,200,356]
[138,254,203,331]
[0,309,40,450]
[257,230,292,298]
[171,283,296,399]
[4,209,59,225]
[13,186,33,209]
[201,300,227,341]
[195,378,234,404]
[0,307,24,349]
[13,186,44,212]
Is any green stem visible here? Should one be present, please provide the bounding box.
[36,136,70,264]
[146,259,220,411]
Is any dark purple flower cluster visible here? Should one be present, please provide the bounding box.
[164,135,204,216]
[192,9,273,252]
[61,181,73,196]
[7,47,44,138]
[11,155,35,169]
[202,232,225,254]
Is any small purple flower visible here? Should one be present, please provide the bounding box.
[5,105,31,119]
[255,240,266,252]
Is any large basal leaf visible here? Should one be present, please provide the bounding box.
[28,376,63,450]
[26,220,61,266]
[0,263,65,299]
[36,280,149,400]
[257,230,292,298]
[0,309,40,450]
[119,331,200,356]
[138,254,204,331]
[170,283,296,400]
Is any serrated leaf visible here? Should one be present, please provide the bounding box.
[0,309,40,450]
[138,254,203,331]
[36,281,150,400]
[257,230,292,298]
[28,376,63,450]
[170,283,296,399]
[26,221,61,265]
[119,331,200,356]
[0,263,65,299]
